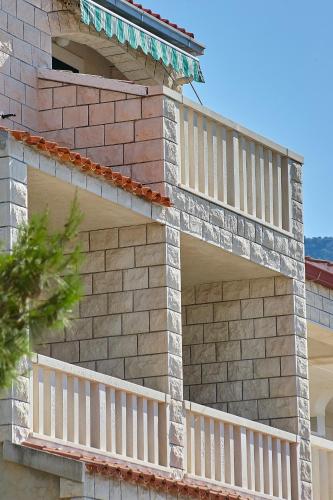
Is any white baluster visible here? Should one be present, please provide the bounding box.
[44,369,56,438]
[319,449,330,499]
[137,397,148,462]
[197,114,205,194]
[106,387,116,453]
[234,426,248,488]
[187,411,195,474]
[273,438,283,498]
[225,423,235,485]
[55,371,67,441]
[273,153,282,228]
[247,141,256,217]
[329,451,333,500]
[91,382,106,450]
[217,126,228,204]
[116,390,126,456]
[247,429,255,491]
[202,117,209,195]
[188,108,195,189]
[215,421,225,483]
[264,149,274,223]
[33,365,43,435]
[255,144,265,221]
[212,124,218,199]
[126,394,138,459]
[281,441,291,500]
[312,446,320,500]
[227,130,240,209]
[263,434,273,495]
[148,400,159,464]
[195,415,206,478]
[193,112,199,192]
[254,432,264,492]
[158,401,169,467]
[79,379,90,446]
[205,417,215,480]
[239,136,248,213]
[67,376,79,444]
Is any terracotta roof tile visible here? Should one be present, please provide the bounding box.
[22,441,249,500]
[124,0,195,38]
[1,127,171,208]
[305,256,333,290]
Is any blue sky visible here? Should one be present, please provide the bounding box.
[142,0,332,237]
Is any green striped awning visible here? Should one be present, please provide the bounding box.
[80,0,204,83]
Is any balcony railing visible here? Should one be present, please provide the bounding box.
[31,354,170,469]
[312,434,333,499]
[178,99,301,233]
[30,355,301,498]
[185,401,298,499]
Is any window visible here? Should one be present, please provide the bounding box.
[52,57,79,73]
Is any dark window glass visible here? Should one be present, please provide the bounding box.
[52,57,79,73]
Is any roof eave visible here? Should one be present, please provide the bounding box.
[96,0,205,56]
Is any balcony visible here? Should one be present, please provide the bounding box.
[30,354,299,499]
[177,96,302,235]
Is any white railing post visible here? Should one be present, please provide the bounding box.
[79,379,91,447]
[44,369,56,439]
[158,400,170,468]
[126,393,138,459]
[55,371,67,441]
[234,425,248,488]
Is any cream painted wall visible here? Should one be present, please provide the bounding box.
[52,40,125,80]
[0,447,59,500]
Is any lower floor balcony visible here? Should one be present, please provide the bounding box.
[29,353,299,500]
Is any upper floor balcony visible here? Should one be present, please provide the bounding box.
[35,68,303,254]
[177,94,302,235]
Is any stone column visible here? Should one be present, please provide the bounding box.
[0,131,30,445]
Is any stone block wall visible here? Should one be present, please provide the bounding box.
[36,222,181,386]
[182,276,309,427]
[37,78,178,195]
[306,279,333,329]
[0,134,30,446]
[35,221,185,472]
[0,0,52,132]
[182,275,312,497]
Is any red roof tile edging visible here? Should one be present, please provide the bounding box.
[22,441,248,500]
[1,127,171,208]
[305,256,333,290]
[124,0,195,38]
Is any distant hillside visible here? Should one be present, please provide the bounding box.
[305,237,333,261]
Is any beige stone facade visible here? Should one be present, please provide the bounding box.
[0,0,316,499]
[182,277,308,426]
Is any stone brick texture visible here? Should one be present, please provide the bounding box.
[36,81,177,195]
[182,276,308,423]
[0,138,30,446]
[182,275,311,493]
[35,222,184,470]
[306,279,333,329]
[35,223,181,386]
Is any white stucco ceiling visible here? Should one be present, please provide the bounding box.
[29,167,278,287]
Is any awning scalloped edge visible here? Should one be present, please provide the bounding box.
[80,0,205,83]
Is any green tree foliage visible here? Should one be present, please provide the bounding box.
[0,199,83,388]
[305,237,333,261]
